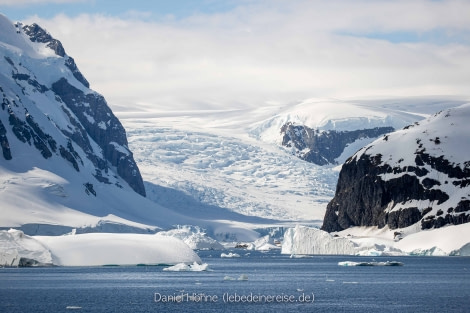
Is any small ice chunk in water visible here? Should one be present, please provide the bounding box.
[238,274,248,281]
[221,252,240,258]
[163,262,210,272]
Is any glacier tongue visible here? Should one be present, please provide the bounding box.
[281,225,355,255]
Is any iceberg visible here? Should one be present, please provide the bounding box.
[245,235,280,251]
[281,225,355,255]
[34,232,201,266]
[0,229,52,266]
[1,229,201,267]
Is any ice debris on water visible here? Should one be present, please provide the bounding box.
[338,261,404,266]
[221,252,240,258]
[238,274,249,280]
[223,274,248,281]
[163,262,210,272]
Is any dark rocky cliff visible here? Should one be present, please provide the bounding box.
[280,122,394,165]
[321,106,470,232]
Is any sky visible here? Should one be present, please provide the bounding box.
[1,0,470,111]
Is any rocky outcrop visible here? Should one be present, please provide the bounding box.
[321,151,453,232]
[281,122,394,165]
[0,119,11,160]
[51,78,146,196]
[22,23,89,88]
[321,105,470,232]
[22,23,65,57]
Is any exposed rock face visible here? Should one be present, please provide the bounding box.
[321,105,470,232]
[280,122,394,165]
[51,78,145,196]
[0,119,11,160]
[22,23,66,57]
[22,23,90,88]
[0,19,146,197]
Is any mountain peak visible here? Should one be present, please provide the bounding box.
[0,15,146,199]
[22,22,66,57]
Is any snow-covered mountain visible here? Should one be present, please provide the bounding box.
[0,14,194,235]
[251,97,465,165]
[322,104,470,233]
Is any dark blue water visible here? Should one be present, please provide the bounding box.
[1,250,469,312]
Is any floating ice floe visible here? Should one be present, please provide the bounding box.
[163,262,210,272]
[223,274,248,281]
[338,261,404,266]
[221,252,241,258]
[65,306,82,310]
[238,274,249,280]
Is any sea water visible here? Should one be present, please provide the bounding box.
[1,250,469,312]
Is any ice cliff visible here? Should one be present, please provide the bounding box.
[0,229,201,266]
[281,225,355,255]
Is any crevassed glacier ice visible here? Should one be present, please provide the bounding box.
[281,225,355,255]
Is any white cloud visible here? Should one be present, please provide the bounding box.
[24,0,470,111]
